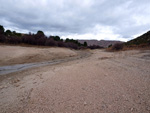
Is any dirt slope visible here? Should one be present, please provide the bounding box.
[0,48,150,113]
[0,45,77,66]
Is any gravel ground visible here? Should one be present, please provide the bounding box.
[0,49,150,113]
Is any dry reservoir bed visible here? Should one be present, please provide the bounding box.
[0,45,77,66]
[0,45,150,113]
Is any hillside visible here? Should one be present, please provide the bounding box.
[126,31,150,46]
[78,40,122,47]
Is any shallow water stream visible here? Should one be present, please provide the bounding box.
[0,51,91,75]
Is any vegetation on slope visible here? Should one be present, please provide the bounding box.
[108,30,150,51]
[0,25,90,49]
[125,31,150,46]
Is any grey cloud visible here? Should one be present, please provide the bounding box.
[0,0,150,40]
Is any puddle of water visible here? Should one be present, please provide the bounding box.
[0,59,70,75]
[0,51,91,75]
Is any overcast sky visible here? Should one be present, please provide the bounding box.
[0,0,150,41]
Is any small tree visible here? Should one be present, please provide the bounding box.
[0,25,5,34]
[108,44,112,48]
[12,31,16,34]
[65,38,69,42]
[37,30,45,37]
[53,36,60,41]
[5,30,12,36]
[83,42,87,47]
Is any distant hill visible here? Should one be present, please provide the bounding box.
[78,40,99,46]
[99,40,123,48]
[78,40,123,48]
[126,31,150,46]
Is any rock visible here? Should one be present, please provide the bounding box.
[15,84,20,87]
[84,102,87,106]
[4,86,7,88]
[33,82,37,84]
[0,86,4,89]
[82,88,85,90]
[146,106,150,111]
[20,86,25,89]
[131,108,134,111]
[13,79,20,83]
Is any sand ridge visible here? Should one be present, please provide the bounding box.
[0,45,77,66]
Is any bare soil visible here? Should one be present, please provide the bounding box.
[0,46,150,113]
[0,45,77,66]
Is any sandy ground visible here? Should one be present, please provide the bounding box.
[0,45,77,66]
[0,46,150,113]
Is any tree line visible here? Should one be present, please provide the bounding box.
[0,25,90,49]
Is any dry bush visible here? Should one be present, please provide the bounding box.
[45,38,57,46]
[111,43,124,51]
[88,45,103,49]
[65,42,78,49]
[0,34,6,42]
[57,41,65,47]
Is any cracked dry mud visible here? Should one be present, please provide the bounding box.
[0,47,150,113]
